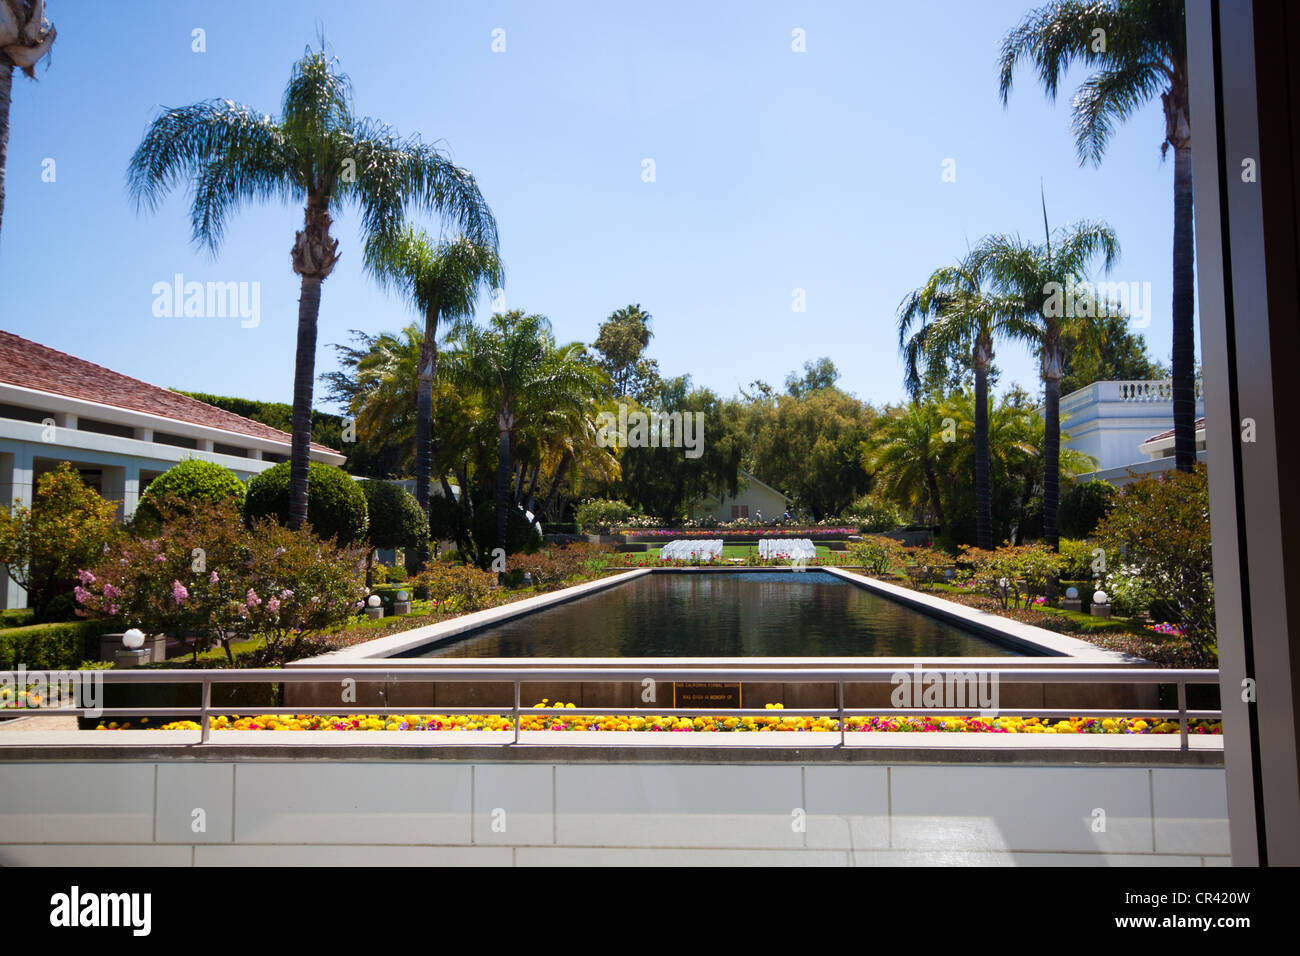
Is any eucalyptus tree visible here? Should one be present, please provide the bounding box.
[999,0,1197,471]
[365,228,503,565]
[0,0,56,237]
[898,254,1033,549]
[443,311,610,565]
[972,219,1120,549]
[127,44,497,530]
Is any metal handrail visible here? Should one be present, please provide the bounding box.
[0,665,1222,751]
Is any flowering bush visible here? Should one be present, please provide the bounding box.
[574,498,634,534]
[411,561,499,613]
[848,535,902,575]
[76,497,367,663]
[0,462,120,622]
[1101,564,1156,618]
[507,542,613,590]
[965,543,1068,609]
[1094,467,1215,664]
[898,546,950,587]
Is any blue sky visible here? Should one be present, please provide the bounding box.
[0,0,1193,413]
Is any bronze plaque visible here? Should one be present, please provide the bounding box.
[672,682,742,709]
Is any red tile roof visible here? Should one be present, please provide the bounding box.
[0,330,339,455]
[1141,417,1206,446]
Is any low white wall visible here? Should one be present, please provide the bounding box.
[0,758,1230,866]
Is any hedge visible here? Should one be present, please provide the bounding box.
[0,619,110,671]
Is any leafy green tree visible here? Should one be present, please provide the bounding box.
[0,462,118,622]
[0,0,56,237]
[784,358,840,397]
[593,304,660,402]
[747,387,874,520]
[1094,467,1214,664]
[365,228,503,567]
[615,379,743,520]
[128,43,497,532]
[999,0,1197,472]
[359,480,427,585]
[972,217,1120,549]
[1059,478,1117,538]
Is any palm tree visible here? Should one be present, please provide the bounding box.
[898,254,1034,549]
[443,311,610,567]
[972,218,1120,550]
[126,43,497,530]
[864,401,950,532]
[999,0,1196,472]
[0,0,56,238]
[365,228,503,566]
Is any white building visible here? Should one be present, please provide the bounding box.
[1061,379,1207,485]
[0,330,344,610]
[689,470,794,522]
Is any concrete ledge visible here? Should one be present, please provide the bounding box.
[823,567,1141,661]
[0,729,1224,765]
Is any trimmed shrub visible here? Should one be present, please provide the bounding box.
[0,619,108,671]
[574,498,633,534]
[506,542,613,590]
[427,493,464,543]
[244,461,368,545]
[361,481,428,553]
[1059,480,1117,539]
[136,458,245,524]
[840,496,904,533]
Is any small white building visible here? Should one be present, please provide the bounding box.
[0,330,344,610]
[689,470,794,523]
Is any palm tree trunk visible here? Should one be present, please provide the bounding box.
[1171,140,1197,472]
[538,452,572,519]
[974,351,992,550]
[924,464,946,534]
[1043,374,1061,552]
[496,422,511,576]
[288,274,323,530]
[412,314,437,568]
[0,56,11,238]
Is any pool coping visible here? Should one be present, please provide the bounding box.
[294,567,1146,669]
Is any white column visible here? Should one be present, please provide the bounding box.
[2,444,34,610]
[121,462,141,520]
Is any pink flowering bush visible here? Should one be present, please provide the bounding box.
[76,496,367,663]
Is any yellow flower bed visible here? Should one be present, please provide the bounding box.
[92,700,1220,735]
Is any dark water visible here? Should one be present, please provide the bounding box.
[402,571,1022,658]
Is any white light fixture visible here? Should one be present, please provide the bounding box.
[122,628,145,650]
[1093,590,1109,605]
[395,591,409,602]
[367,595,382,608]
[1066,586,1079,600]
